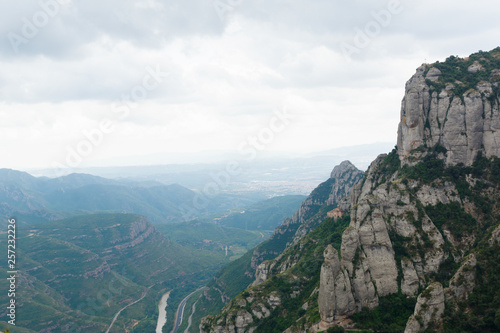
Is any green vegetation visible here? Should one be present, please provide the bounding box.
[194,174,356,331]
[156,221,266,261]
[0,213,249,332]
[205,216,351,333]
[200,50,500,333]
[402,150,499,241]
[327,327,345,333]
[374,147,400,184]
[353,140,500,331]
[162,283,205,333]
[430,255,460,288]
[216,195,306,230]
[402,153,445,183]
[130,317,157,333]
[424,47,500,99]
[45,183,259,224]
[131,218,271,332]
[193,249,256,330]
[263,217,350,332]
[212,249,255,297]
[0,325,34,333]
[442,243,500,332]
[351,293,417,333]
[401,148,498,213]
[388,227,412,289]
[0,169,265,225]
[176,289,204,333]
[425,202,476,241]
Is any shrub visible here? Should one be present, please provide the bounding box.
[327,326,345,333]
[351,293,416,332]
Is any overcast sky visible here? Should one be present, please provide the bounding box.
[1,0,500,170]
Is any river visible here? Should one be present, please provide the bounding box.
[156,291,171,333]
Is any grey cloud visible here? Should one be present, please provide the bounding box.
[235,0,388,34]
[1,0,500,104]
[0,57,186,103]
[0,0,224,58]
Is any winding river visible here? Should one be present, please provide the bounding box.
[156,291,171,333]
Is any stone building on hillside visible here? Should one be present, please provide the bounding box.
[327,208,343,219]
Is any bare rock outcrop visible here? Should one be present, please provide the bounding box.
[327,161,365,206]
[318,245,356,327]
[203,49,500,333]
[319,53,500,328]
[401,257,419,296]
[291,161,364,243]
[250,161,363,286]
[489,223,500,246]
[202,309,255,333]
[251,262,272,286]
[405,282,445,333]
[445,253,477,306]
[397,64,500,166]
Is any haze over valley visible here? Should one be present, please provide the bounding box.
[2,1,500,332]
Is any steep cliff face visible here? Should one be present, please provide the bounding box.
[318,245,355,327]
[318,48,500,331]
[250,161,364,283]
[404,282,445,333]
[199,162,363,332]
[196,161,363,314]
[267,160,364,249]
[201,48,500,333]
[398,50,500,166]
[200,215,352,333]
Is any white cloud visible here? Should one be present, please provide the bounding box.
[1,0,500,170]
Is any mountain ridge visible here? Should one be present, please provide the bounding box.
[199,48,500,333]
[0,169,259,224]
[196,161,363,331]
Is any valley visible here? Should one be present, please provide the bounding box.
[2,0,499,332]
[200,48,500,333]
[2,49,500,333]
[0,170,306,332]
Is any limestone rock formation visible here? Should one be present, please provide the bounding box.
[289,160,364,243]
[250,160,364,284]
[397,61,500,166]
[318,50,500,331]
[447,254,477,300]
[199,160,364,333]
[401,257,420,296]
[318,245,355,327]
[405,282,445,333]
[489,223,500,245]
[202,48,500,333]
[327,161,365,206]
[235,310,254,331]
[251,262,272,286]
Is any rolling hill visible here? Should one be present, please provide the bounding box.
[0,214,234,332]
[215,195,306,231]
[0,169,263,225]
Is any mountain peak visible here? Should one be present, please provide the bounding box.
[397,48,500,166]
[330,160,360,179]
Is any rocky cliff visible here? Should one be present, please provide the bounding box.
[200,48,500,333]
[398,51,500,166]
[250,161,363,288]
[270,161,363,246]
[199,162,363,332]
[317,48,500,332]
[200,214,352,333]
